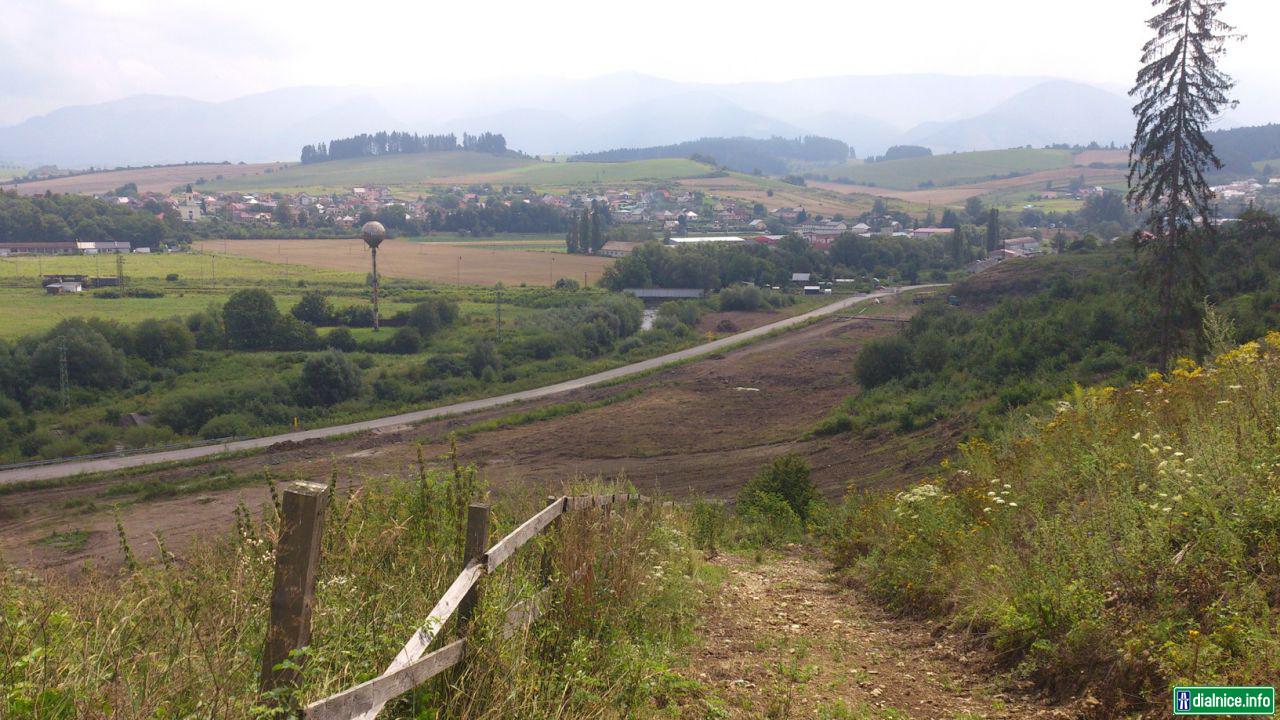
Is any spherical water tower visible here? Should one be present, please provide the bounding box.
[361,221,386,331]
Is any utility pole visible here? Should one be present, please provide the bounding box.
[457,256,461,285]
[495,283,503,342]
[116,254,124,286]
[58,337,70,410]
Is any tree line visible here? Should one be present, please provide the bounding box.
[599,233,965,292]
[300,131,508,163]
[0,190,171,248]
[565,199,610,254]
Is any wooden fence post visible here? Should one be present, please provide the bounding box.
[457,503,490,630]
[540,495,558,587]
[260,480,329,701]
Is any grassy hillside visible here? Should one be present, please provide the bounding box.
[0,469,712,719]
[814,148,1075,190]
[208,154,713,193]
[825,338,1280,712]
[205,152,536,193]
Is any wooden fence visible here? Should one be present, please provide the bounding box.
[258,481,645,720]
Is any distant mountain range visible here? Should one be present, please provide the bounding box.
[0,73,1146,168]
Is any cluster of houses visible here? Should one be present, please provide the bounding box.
[1211,178,1280,204]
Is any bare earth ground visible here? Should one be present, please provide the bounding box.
[669,548,1078,720]
[1,304,962,572]
[4,163,286,195]
[193,237,613,287]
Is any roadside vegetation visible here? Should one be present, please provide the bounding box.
[0,456,716,719]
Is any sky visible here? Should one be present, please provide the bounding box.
[3,0,1278,127]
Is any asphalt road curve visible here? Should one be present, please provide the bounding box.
[0,286,931,486]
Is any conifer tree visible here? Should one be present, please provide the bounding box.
[986,209,1000,252]
[1128,0,1240,369]
[579,209,591,254]
[589,200,603,252]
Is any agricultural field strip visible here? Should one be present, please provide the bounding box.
[0,286,934,486]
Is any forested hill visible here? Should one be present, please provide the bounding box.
[571,136,851,175]
[300,131,509,164]
[1206,123,1280,174]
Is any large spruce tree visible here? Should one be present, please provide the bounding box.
[1127,0,1239,369]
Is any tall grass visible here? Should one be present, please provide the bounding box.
[0,450,709,719]
[823,334,1280,714]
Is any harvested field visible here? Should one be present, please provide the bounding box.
[677,176,880,216]
[4,163,285,196]
[193,237,612,286]
[0,297,959,572]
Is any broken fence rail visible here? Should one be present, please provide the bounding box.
[258,485,645,720]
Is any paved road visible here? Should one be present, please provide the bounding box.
[0,286,930,486]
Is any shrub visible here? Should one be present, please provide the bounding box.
[222,289,281,350]
[718,285,766,312]
[132,319,194,364]
[291,291,335,326]
[198,412,256,439]
[689,498,728,557]
[853,335,912,388]
[165,273,179,282]
[738,453,819,521]
[656,300,703,328]
[301,351,362,405]
[467,340,500,378]
[273,315,320,351]
[186,308,225,349]
[387,326,423,354]
[324,327,358,352]
[402,297,460,338]
[335,304,375,328]
[421,354,468,380]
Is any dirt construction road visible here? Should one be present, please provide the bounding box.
[0,286,930,488]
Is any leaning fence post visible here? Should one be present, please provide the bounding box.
[540,495,560,587]
[260,480,329,702]
[457,503,490,630]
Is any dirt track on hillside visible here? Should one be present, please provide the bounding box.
[674,548,1073,719]
[1,300,963,572]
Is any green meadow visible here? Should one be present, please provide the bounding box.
[816,148,1075,190]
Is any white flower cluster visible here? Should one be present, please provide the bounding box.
[981,477,1019,514]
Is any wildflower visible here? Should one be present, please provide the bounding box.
[1008,502,1018,508]
[994,497,1005,504]
[1003,483,1011,489]
[1132,432,1142,440]
[1138,483,1148,492]
[1172,495,1182,502]
[987,491,996,497]
[1162,507,1171,513]
[983,507,992,513]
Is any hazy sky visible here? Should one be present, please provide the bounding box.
[3,0,1278,126]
